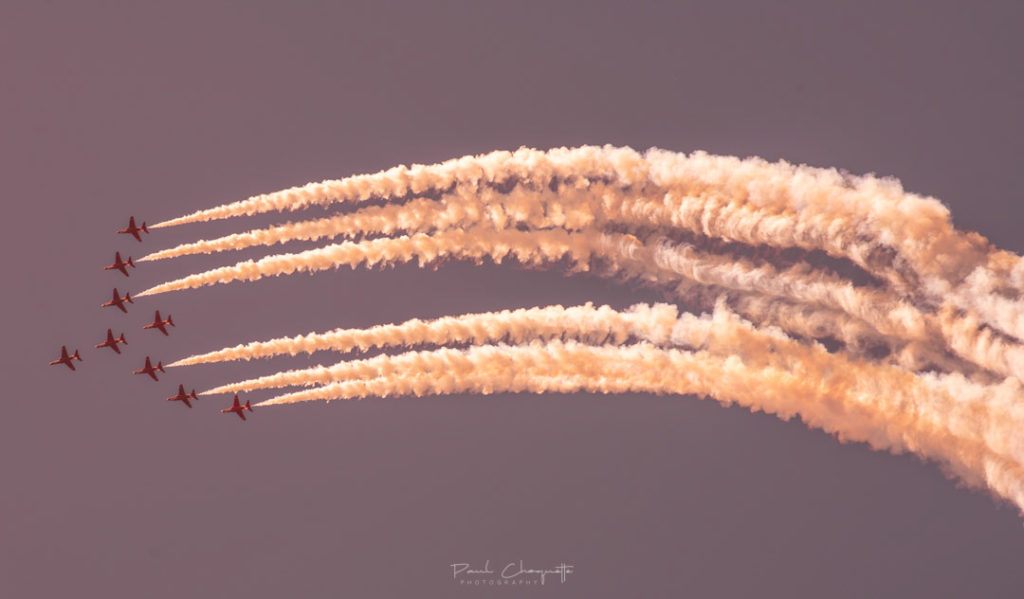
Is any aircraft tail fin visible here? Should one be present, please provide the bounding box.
[245,400,253,412]
[72,350,81,360]
[190,390,198,400]
[125,292,134,304]
[141,222,149,234]
[127,257,135,268]
[167,314,174,327]
[118,333,126,344]
[157,361,165,373]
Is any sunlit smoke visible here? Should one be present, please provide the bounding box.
[143,145,1024,514]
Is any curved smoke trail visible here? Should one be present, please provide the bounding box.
[143,145,1024,514]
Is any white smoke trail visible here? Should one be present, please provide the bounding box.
[144,171,1022,382]
[175,297,934,378]
[157,219,1008,382]
[198,304,974,406]
[142,145,1024,514]
[142,184,603,261]
[252,342,1024,510]
[135,227,602,297]
[150,145,1015,307]
[150,146,643,228]
[169,302,667,366]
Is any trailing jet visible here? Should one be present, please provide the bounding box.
[104,252,135,277]
[133,356,165,381]
[167,384,198,408]
[95,329,127,354]
[143,311,174,336]
[49,346,82,371]
[101,288,133,313]
[221,394,253,421]
[117,216,149,242]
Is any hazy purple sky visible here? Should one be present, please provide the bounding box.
[3,1,1023,597]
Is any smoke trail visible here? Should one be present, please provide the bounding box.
[142,184,601,261]
[169,303,666,366]
[136,227,603,297]
[150,145,1013,304]
[155,219,1012,381]
[143,145,1024,514]
[252,342,1024,510]
[149,146,640,228]
[199,303,994,417]
[194,304,804,395]
[144,173,1020,381]
[142,214,915,349]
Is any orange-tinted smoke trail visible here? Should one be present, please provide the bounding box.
[252,342,1024,511]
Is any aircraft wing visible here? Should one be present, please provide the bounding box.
[182,397,192,408]
[155,323,168,335]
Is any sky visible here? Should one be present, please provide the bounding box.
[2,1,1023,597]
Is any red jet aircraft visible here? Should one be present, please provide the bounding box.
[101,288,133,313]
[104,252,135,277]
[167,384,199,408]
[117,216,149,242]
[133,356,165,381]
[143,311,175,336]
[49,346,82,370]
[221,394,253,421]
[95,329,127,354]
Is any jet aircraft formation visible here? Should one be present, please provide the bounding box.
[47,216,253,421]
